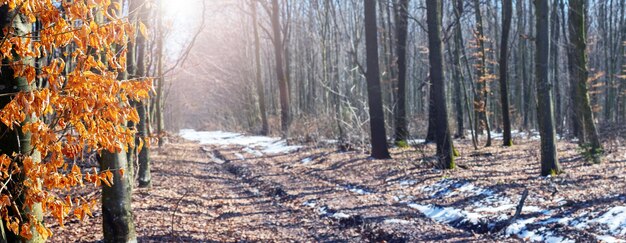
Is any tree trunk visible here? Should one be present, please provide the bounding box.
[364,0,391,159]
[94,7,137,241]
[426,0,455,169]
[455,0,479,148]
[100,152,137,243]
[271,0,291,138]
[426,84,436,143]
[156,0,165,147]
[551,0,562,134]
[473,0,492,147]
[252,0,269,136]
[452,0,465,139]
[568,0,603,163]
[0,6,44,242]
[133,0,152,188]
[499,0,513,146]
[393,0,409,143]
[535,0,562,176]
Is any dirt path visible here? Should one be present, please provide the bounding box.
[50,134,626,242]
[194,143,494,242]
[51,140,493,242]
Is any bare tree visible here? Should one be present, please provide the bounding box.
[364,0,391,159]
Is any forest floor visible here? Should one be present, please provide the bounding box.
[50,129,626,242]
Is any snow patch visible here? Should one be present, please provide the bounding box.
[595,235,626,243]
[407,139,426,144]
[332,212,351,219]
[301,157,313,164]
[179,129,301,155]
[384,219,413,225]
[399,180,417,187]
[594,206,626,236]
[343,184,373,195]
[408,203,482,225]
[242,147,263,157]
[473,204,516,213]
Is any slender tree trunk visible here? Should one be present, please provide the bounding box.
[568,0,603,163]
[252,0,269,136]
[132,0,152,188]
[535,0,562,176]
[156,0,165,147]
[271,0,291,138]
[499,0,513,146]
[393,0,409,143]
[426,0,455,169]
[473,0,492,147]
[426,85,436,143]
[551,0,562,134]
[364,0,391,159]
[454,0,479,148]
[451,0,465,139]
[126,0,142,188]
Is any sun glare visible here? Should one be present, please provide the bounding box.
[161,0,199,18]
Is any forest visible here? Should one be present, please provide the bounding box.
[0,0,625,242]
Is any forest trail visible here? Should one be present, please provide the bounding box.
[51,131,626,242]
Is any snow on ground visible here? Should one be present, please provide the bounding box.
[407,203,482,225]
[594,206,626,236]
[398,180,417,187]
[393,178,626,242]
[407,139,426,144]
[383,219,414,225]
[179,129,301,155]
[301,157,313,164]
[342,184,373,195]
[479,130,541,140]
[181,129,625,241]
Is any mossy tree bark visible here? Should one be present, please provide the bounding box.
[99,152,137,243]
[568,0,602,163]
[426,0,455,169]
[535,0,562,176]
[251,0,269,136]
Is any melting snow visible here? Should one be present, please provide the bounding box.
[302,200,316,208]
[595,235,626,243]
[301,157,313,164]
[408,203,482,224]
[242,147,263,157]
[407,139,426,144]
[342,184,373,195]
[332,212,351,219]
[384,219,413,224]
[414,179,626,242]
[180,129,301,155]
[594,206,626,236]
[399,180,417,187]
[473,204,516,213]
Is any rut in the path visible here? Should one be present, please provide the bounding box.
[211,147,410,242]
[205,145,493,242]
